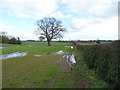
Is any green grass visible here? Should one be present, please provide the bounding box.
[78,43,97,45]
[2,42,75,88]
[73,49,112,88]
[78,41,111,46]
[100,41,112,44]
[3,55,59,88]
[1,42,72,55]
[1,41,112,88]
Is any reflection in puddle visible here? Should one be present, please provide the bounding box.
[62,53,76,69]
[0,52,27,60]
[34,54,42,57]
[56,50,64,54]
[71,46,73,49]
[65,46,73,49]
[70,54,76,64]
[0,47,4,49]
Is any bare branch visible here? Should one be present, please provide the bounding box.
[35,17,67,46]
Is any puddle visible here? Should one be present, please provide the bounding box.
[65,46,73,49]
[0,52,27,60]
[63,53,76,64]
[71,46,73,49]
[62,55,66,58]
[34,54,42,57]
[56,50,64,54]
[70,54,76,63]
[0,47,4,49]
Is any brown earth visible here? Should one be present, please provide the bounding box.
[57,54,87,88]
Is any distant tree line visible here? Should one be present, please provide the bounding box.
[0,31,21,44]
[25,40,115,43]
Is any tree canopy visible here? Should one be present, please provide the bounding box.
[35,17,66,46]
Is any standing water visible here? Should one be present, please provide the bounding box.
[0,47,4,49]
[0,52,27,60]
[56,50,64,54]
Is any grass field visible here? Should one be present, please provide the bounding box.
[1,42,72,55]
[1,41,111,88]
[2,42,76,88]
[78,41,111,45]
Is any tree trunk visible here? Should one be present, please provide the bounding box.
[47,40,51,46]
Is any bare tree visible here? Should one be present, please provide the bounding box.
[39,36,45,42]
[35,17,66,46]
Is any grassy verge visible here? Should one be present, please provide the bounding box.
[73,49,111,88]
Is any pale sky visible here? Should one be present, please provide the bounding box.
[0,0,119,40]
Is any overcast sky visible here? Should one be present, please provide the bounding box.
[0,0,119,40]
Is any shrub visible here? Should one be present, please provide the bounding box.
[96,40,100,44]
[17,37,21,44]
[76,41,119,88]
[0,35,21,44]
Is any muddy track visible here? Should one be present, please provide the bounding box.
[58,55,86,88]
[76,70,87,88]
[58,55,71,71]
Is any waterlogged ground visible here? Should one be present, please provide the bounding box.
[0,52,27,60]
[2,42,110,88]
[1,50,64,60]
[1,42,72,55]
[3,54,75,88]
[2,42,76,88]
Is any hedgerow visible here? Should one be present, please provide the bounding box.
[76,41,119,88]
